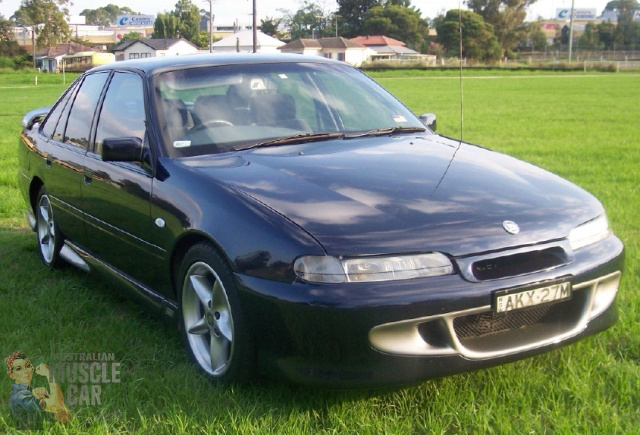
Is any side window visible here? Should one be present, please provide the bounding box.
[64,72,109,149]
[95,72,146,156]
[53,83,79,142]
[41,81,79,138]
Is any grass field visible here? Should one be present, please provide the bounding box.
[0,69,638,433]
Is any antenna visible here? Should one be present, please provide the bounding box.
[458,2,464,142]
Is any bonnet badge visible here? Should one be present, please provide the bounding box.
[502,220,520,235]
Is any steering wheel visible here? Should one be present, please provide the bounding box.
[201,119,234,127]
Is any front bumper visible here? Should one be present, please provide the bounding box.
[235,235,624,387]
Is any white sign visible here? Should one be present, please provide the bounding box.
[116,15,154,27]
[556,8,597,20]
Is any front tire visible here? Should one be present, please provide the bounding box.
[178,242,254,384]
[36,186,63,268]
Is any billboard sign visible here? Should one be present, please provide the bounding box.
[556,8,597,20]
[116,15,154,27]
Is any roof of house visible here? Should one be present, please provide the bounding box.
[39,42,95,57]
[279,37,366,51]
[212,30,284,48]
[369,45,420,56]
[113,38,198,52]
[350,35,407,47]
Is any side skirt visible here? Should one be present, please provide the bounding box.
[63,241,179,323]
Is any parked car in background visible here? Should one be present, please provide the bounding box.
[18,54,624,387]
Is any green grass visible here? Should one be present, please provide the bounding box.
[0,70,638,433]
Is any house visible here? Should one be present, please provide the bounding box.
[350,35,423,61]
[112,38,199,61]
[211,30,285,53]
[278,37,372,66]
[38,42,96,73]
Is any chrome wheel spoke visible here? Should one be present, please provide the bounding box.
[217,311,233,342]
[189,274,212,307]
[211,280,227,313]
[210,333,230,373]
[186,316,209,335]
[39,205,50,223]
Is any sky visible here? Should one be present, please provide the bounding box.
[0,0,614,25]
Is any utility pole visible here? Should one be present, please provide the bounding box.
[204,0,214,53]
[32,25,36,70]
[568,0,575,62]
[252,0,257,53]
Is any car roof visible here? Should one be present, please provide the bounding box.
[91,53,343,76]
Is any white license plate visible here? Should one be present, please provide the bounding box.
[495,282,572,313]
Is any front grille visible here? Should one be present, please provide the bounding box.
[471,247,568,281]
[450,290,587,352]
[453,305,551,339]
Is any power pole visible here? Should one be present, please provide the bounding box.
[568,0,575,62]
[204,0,214,53]
[32,25,36,70]
[252,0,257,53]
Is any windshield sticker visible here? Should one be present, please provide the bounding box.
[173,141,191,148]
[278,74,288,79]
[392,115,407,123]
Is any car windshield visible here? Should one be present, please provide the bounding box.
[153,62,426,157]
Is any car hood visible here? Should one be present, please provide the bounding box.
[184,134,602,257]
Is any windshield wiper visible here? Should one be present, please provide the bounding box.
[344,126,426,139]
[235,132,345,151]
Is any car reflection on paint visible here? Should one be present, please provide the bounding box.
[18,54,624,387]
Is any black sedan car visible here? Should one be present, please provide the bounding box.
[18,54,624,387]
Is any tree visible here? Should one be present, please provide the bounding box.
[260,17,283,39]
[337,0,380,38]
[190,31,220,49]
[13,0,71,48]
[119,31,144,44]
[153,12,179,39]
[579,22,602,49]
[174,0,200,41]
[466,0,536,57]
[435,9,501,62]
[80,4,136,27]
[281,1,331,39]
[529,24,547,51]
[0,13,13,41]
[613,0,640,47]
[362,4,429,50]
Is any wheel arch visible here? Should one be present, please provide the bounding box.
[169,231,234,299]
[29,177,44,213]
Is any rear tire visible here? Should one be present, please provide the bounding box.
[178,242,255,384]
[36,186,63,268]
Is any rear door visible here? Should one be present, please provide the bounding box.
[38,73,109,246]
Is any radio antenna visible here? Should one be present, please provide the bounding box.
[458,2,464,142]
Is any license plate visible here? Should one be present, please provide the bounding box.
[494,281,572,313]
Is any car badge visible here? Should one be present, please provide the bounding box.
[503,220,520,235]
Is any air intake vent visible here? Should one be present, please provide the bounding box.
[471,247,568,281]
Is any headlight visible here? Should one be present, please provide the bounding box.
[568,214,610,251]
[294,253,454,283]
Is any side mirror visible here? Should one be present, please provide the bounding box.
[419,113,437,132]
[22,107,51,129]
[101,137,143,162]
